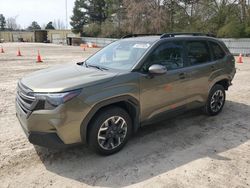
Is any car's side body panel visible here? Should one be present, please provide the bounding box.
[137,37,236,123]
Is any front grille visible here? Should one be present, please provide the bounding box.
[16,82,37,118]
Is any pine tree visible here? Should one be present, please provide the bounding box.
[70,0,88,34]
[45,21,55,30]
[70,0,108,34]
[27,21,41,31]
[0,14,6,31]
[88,0,107,24]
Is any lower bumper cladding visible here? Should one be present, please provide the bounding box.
[28,132,69,149]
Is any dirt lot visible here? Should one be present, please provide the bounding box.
[0,43,249,188]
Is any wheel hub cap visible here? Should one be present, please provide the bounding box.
[97,116,127,150]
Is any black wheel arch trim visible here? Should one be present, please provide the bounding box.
[209,77,231,93]
[80,95,140,144]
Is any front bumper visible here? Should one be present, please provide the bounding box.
[15,95,91,148]
[16,110,76,149]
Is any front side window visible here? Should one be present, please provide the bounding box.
[85,40,152,71]
[142,41,185,72]
[210,41,226,60]
[186,41,211,65]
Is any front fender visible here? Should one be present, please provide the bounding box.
[80,95,140,143]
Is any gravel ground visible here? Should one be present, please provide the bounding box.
[0,43,249,188]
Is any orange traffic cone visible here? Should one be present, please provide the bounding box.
[36,50,43,63]
[0,46,4,53]
[17,48,22,56]
[237,53,243,64]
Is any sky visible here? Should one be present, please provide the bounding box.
[0,0,75,29]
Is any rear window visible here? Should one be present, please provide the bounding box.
[209,41,226,60]
[186,41,211,65]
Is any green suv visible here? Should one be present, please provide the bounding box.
[16,33,236,155]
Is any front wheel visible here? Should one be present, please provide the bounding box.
[204,84,226,116]
[88,107,132,155]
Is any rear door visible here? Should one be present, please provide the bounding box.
[209,40,234,76]
[184,39,215,104]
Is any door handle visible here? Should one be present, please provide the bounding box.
[179,73,186,79]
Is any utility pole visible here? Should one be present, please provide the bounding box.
[65,0,68,29]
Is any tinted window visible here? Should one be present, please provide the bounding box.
[210,41,226,60]
[142,41,184,72]
[186,41,211,65]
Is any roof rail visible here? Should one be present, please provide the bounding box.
[160,33,216,39]
[121,34,162,39]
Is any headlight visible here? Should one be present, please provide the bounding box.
[33,89,82,109]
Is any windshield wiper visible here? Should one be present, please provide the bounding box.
[86,63,108,71]
[79,61,109,71]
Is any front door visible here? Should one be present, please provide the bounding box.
[139,41,190,122]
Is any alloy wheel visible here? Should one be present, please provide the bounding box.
[97,116,128,150]
[210,90,224,112]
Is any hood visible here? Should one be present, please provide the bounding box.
[21,64,117,92]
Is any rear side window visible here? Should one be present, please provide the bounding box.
[209,41,226,60]
[186,41,211,65]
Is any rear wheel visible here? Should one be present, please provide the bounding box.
[88,107,132,155]
[204,84,225,116]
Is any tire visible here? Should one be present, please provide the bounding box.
[204,84,226,116]
[88,106,132,155]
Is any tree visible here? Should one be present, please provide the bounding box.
[69,0,250,38]
[53,19,66,29]
[70,0,88,34]
[71,0,109,34]
[84,22,101,36]
[27,21,41,31]
[0,14,6,31]
[123,0,169,34]
[87,0,107,23]
[45,21,55,30]
[6,16,21,30]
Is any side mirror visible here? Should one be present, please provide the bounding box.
[148,64,167,75]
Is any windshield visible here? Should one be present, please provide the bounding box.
[85,40,152,71]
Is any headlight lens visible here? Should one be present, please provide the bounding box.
[33,89,82,109]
